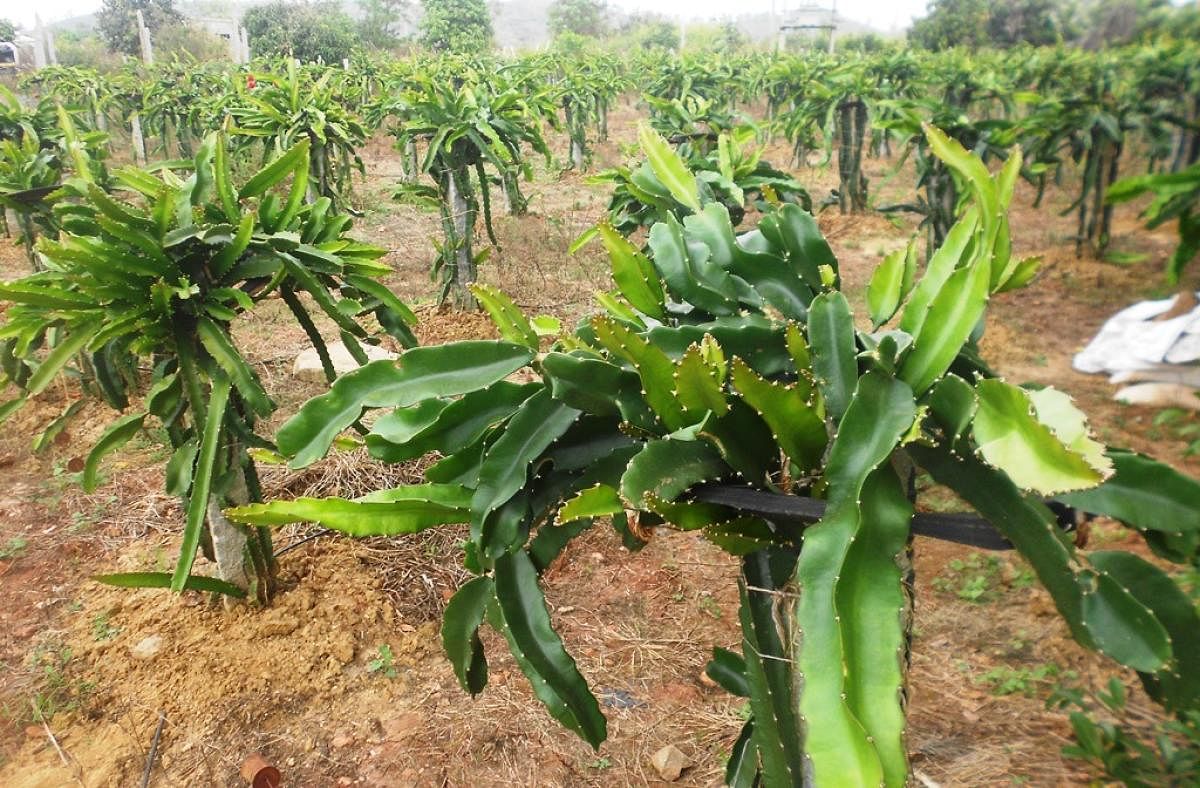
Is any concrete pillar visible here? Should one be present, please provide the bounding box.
[136,10,154,64]
[828,0,837,52]
[33,15,48,68]
[43,21,57,65]
[130,111,146,164]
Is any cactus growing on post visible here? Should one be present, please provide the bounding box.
[0,132,415,603]
[383,69,554,307]
[236,126,1200,784]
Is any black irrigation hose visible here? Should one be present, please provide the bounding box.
[140,712,166,788]
[273,528,337,558]
[270,489,1083,556]
[691,484,1081,551]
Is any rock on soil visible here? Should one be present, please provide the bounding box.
[130,634,163,660]
[293,342,399,382]
[650,744,690,781]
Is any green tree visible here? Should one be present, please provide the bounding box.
[837,32,890,52]
[0,18,16,42]
[621,14,677,51]
[419,0,493,53]
[681,21,747,53]
[1079,0,1169,47]
[987,0,1073,47]
[358,0,409,50]
[547,0,607,39]
[55,32,123,69]
[550,30,595,56]
[714,21,747,52]
[154,22,230,61]
[912,0,1079,48]
[96,0,183,56]
[242,1,359,63]
[908,0,990,50]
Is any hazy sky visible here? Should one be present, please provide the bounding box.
[9,0,929,36]
[608,1,928,33]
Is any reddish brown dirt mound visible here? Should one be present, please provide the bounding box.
[0,543,439,787]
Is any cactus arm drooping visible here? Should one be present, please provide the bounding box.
[791,373,916,787]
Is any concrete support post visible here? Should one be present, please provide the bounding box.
[136,10,154,64]
[32,15,47,68]
[130,111,146,164]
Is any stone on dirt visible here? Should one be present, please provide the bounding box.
[292,342,399,383]
[650,744,690,781]
[130,634,163,660]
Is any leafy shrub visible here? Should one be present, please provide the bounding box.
[418,0,493,54]
[242,1,359,63]
[1053,678,1200,785]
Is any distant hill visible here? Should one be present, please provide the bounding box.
[45,0,892,52]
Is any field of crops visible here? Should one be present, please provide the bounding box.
[2,41,1200,786]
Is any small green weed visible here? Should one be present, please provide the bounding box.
[127,425,172,463]
[1051,678,1200,784]
[913,473,970,513]
[90,612,120,642]
[698,594,723,620]
[976,662,1073,697]
[367,644,398,679]
[1153,408,1200,456]
[1005,629,1031,655]
[27,644,93,722]
[0,536,28,560]
[41,462,120,534]
[69,502,113,534]
[42,460,85,504]
[933,552,1034,603]
[587,757,612,770]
